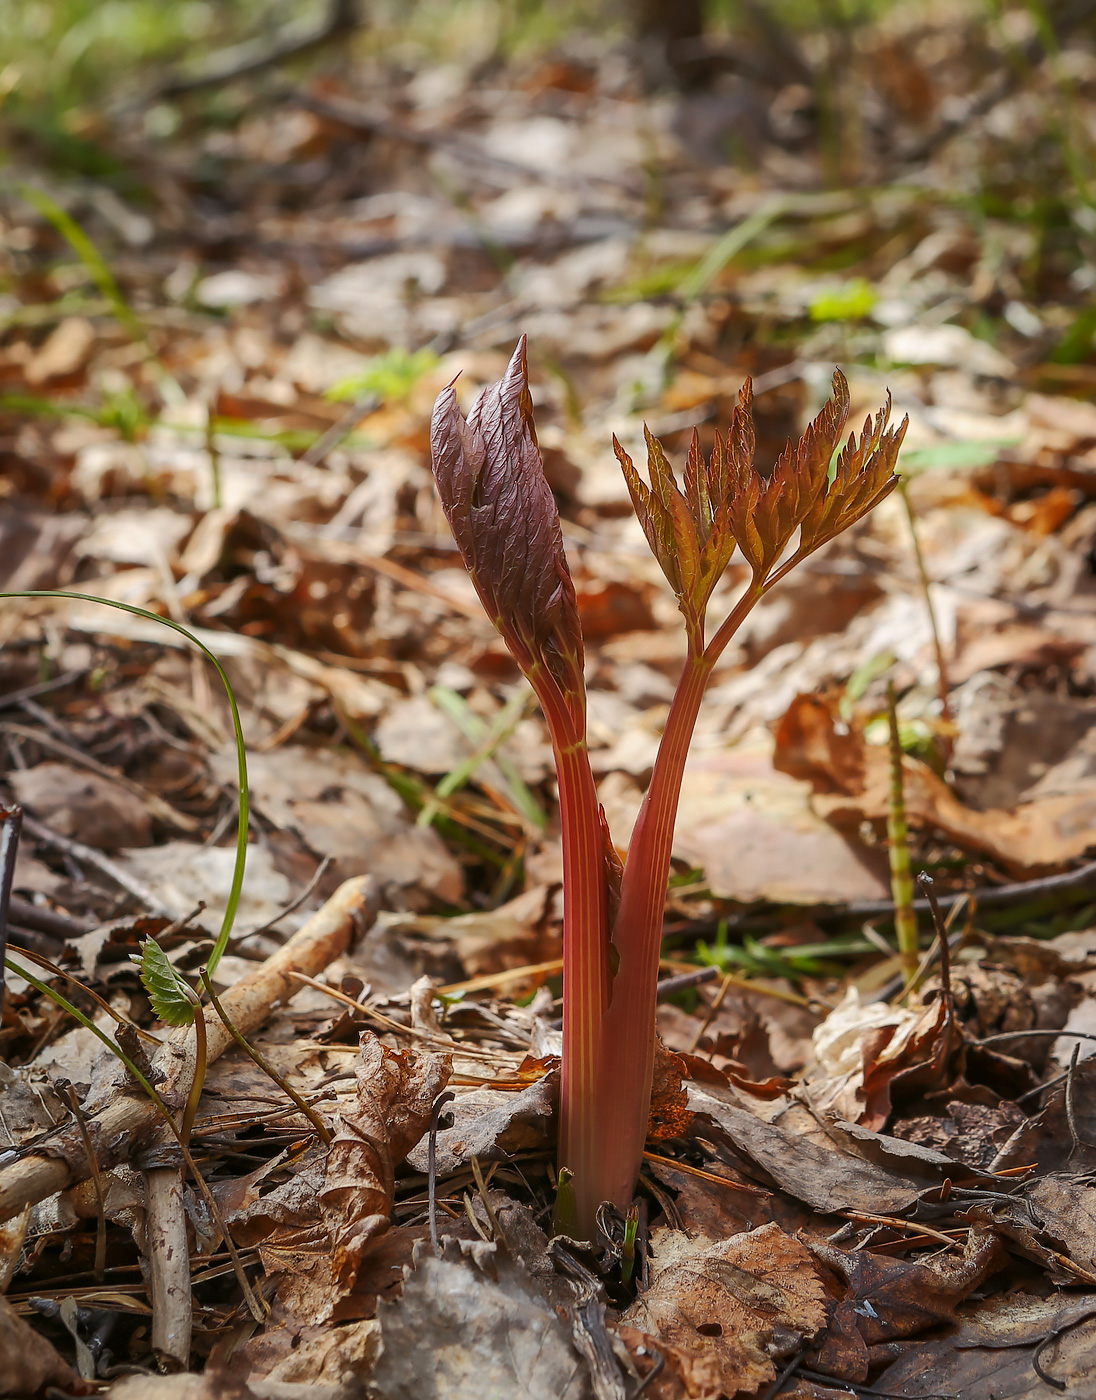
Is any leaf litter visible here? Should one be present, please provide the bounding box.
[7,3,1096,1396]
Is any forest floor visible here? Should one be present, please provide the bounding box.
[6,5,1096,1397]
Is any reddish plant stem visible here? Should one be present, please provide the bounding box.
[577,580,766,1223]
[554,737,611,1226]
[596,652,711,1212]
[528,670,611,1235]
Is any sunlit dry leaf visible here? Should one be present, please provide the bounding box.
[774,689,1096,875]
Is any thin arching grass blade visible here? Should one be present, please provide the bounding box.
[0,591,249,976]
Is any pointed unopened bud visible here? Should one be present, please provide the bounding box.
[430,338,585,721]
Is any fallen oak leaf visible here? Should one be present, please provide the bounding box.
[620,1222,829,1400]
[320,1031,451,1292]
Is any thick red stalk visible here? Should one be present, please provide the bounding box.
[596,652,710,1210]
[554,737,611,1229]
[581,582,766,1219]
[525,667,611,1235]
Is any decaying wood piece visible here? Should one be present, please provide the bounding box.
[146,1148,192,1369]
[0,875,379,1224]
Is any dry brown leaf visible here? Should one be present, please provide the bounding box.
[23,316,96,386]
[869,1292,1096,1400]
[858,987,965,1130]
[621,1222,829,1400]
[648,1042,694,1143]
[0,1290,93,1396]
[403,1071,557,1175]
[687,1085,931,1214]
[320,1032,451,1291]
[9,762,153,851]
[775,691,1096,874]
[673,741,889,905]
[807,1229,1008,1383]
[372,1235,588,1400]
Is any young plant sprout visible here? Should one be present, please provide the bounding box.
[430,339,907,1235]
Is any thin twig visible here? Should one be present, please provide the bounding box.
[0,803,23,1003]
[62,1082,107,1283]
[301,392,379,467]
[642,1151,768,1195]
[918,872,952,997]
[7,893,94,939]
[1064,1042,1093,1158]
[152,0,359,98]
[468,1155,502,1240]
[978,1029,1096,1048]
[629,1347,665,1400]
[200,969,332,1146]
[835,857,1096,920]
[1031,1310,1096,1393]
[285,971,518,1063]
[760,1352,803,1400]
[795,1369,951,1399]
[687,972,733,1054]
[840,1210,959,1250]
[20,812,175,915]
[0,669,87,711]
[428,1091,456,1259]
[3,722,199,831]
[654,963,811,1008]
[233,856,333,944]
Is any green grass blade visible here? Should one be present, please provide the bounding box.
[426,685,546,830]
[677,199,785,303]
[18,185,143,340]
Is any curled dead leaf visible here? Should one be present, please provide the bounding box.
[320,1032,451,1291]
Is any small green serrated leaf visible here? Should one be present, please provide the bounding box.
[136,939,196,1027]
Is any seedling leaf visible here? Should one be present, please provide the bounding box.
[137,938,197,1027]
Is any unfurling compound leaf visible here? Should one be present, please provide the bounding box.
[430,337,585,731]
[620,369,906,614]
[799,389,907,556]
[136,938,197,1027]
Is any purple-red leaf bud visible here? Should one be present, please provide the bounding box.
[430,338,585,719]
